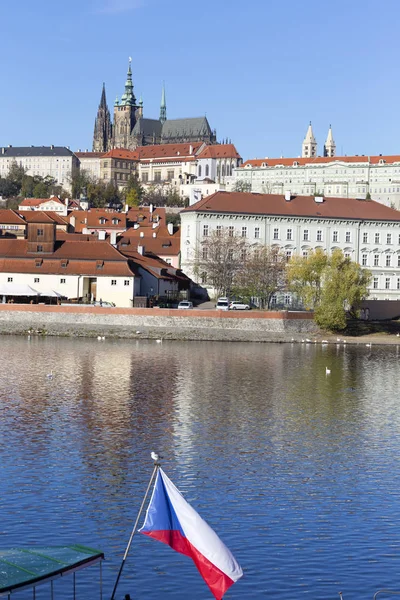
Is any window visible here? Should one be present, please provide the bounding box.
[387,233,392,244]
[397,278,400,290]
[34,277,40,283]
[142,172,148,183]
[373,277,378,289]
[375,232,380,244]
[303,229,309,241]
[362,254,367,266]
[60,278,66,284]
[273,228,279,240]
[385,277,391,290]
[186,225,190,237]
[124,280,130,286]
[202,247,208,260]
[386,255,391,267]
[205,165,209,177]
[286,228,293,241]
[254,226,260,239]
[332,231,338,243]
[228,226,234,237]
[216,225,222,236]
[363,232,368,243]
[374,254,379,266]
[241,226,247,238]
[345,231,351,243]
[99,217,106,225]
[37,245,43,252]
[198,165,202,177]
[344,253,350,259]
[241,249,247,261]
[398,255,400,267]
[7,277,12,282]
[112,218,119,225]
[37,228,44,236]
[284,294,291,305]
[167,170,174,181]
[286,250,292,262]
[317,230,322,242]
[111,280,117,286]
[203,225,209,237]
[154,171,161,182]
[303,250,308,258]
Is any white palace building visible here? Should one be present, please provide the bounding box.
[180,190,400,302]
[234,124,400,209]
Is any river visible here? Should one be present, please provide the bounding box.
[1,337,400,599]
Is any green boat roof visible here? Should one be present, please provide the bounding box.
[0,545,104,596]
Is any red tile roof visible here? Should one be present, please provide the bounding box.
[241,155,400,168]
[197,144,241,160]
[20,211,68,225]
[19,196,64,207]
[0,210,26,225]
[119,227,180,257]
[102,149,139,160]
[183,191,400,222]
[126,206,166,227]
[68,209,127,232]
[135,142,204,160]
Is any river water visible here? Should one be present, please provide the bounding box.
[1,337,400,600]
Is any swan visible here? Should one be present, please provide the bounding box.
[156,338,163,344]
[326,367,331,375]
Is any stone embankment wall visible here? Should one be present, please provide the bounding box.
[0,305,317,342]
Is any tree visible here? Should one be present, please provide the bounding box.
[67,167,93,199]
[288,249,371,331]
[33,180,49,198]
[166,212,181,227]
[194,228,247,297]
[232,180,252,193]
[287,248,328,308]
[124,174,144,207]
[143,184,165,206]
[234,246,287,308]
[125,187,140,207]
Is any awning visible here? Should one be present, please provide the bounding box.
[0,284,39,297]
[40,290,64,298]
[0,545,104,596]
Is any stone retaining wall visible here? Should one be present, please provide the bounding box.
[0,305,317,342]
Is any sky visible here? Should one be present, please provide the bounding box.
[1,0,399,160]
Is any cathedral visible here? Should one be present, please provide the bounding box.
[92,59,217,152]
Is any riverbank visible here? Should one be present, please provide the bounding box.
[1,304,400,344]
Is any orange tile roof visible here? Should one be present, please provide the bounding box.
[126,206,166,227]
[135,142,204,160]
[183,191,400,222]
[102,149,139,160]
[119,228,180,257]
[0,210,26,225]
[68,209,127,232]
[20,211,68,225]
[241,155,400,168]
[197,144,241,160]
[19,196,64,206]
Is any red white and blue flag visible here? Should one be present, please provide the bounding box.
[139,468,243,599]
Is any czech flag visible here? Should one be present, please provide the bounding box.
[139,468,243,599]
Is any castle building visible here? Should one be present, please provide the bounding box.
[92,59,217,152]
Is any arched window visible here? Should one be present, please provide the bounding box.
[205,165,209,177]
[217,164,220,178]
[222,164,225,177]
[198,165,202,177]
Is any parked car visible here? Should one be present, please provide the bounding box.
[216,297,230,311]
[178,301,194,309]
[229,301,251,310]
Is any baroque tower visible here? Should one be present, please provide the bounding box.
[324,125,336,157]
[302,121,317,158]
[92,83,112,152]
[112,58,140,150]
[160,83,167,124]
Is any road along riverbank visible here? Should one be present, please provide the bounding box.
[0,305,317,342]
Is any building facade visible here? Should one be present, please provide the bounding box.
[0,146,78,192]
[180,191,400,301]
[92,59,217,152]
[234,154,400,209]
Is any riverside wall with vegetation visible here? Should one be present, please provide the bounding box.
[0,305,317,342]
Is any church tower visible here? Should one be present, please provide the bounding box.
[160,83,167,124]
[92,83,112,152]
[324,125,336,157]
[302,122,317,158]
[112,58,139,149]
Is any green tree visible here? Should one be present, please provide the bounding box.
[67,167,93,199]
[125,187,140,207]
[287,248,328,308]
[33,179,49,198]
[124,174,144,205]
[234,246,287,308]
[166,212,181,227]
[20,175,35,198]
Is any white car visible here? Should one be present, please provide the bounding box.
[229,301,250,310]
[178,301,193,309]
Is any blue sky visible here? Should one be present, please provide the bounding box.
[1,0,399,160]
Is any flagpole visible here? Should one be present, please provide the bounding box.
[110,456,160,600]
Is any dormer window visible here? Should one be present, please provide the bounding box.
[112,218,119,225]
[99,217,107,225]
[35,259,43,267]
[61,260,68,268]
[96,260,104,269]
[293,161,299,167]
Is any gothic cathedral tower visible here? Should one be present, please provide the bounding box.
[112,58,140,150]
[324,125,336,157]
[92,83,112,152]
[302,122,317,158]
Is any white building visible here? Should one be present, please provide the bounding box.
[75,151,105,180]
[180,190,400,301]
[18,196,69,216]
[0,146,79,192]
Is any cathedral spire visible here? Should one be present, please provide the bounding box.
[160,82,167,124]
[324,124,336,157]
[302,121,317,158]
[120,57,136,106]
[92,83,112,152]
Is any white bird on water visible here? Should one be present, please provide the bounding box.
[97,336,102,341]
[47,370,54,380]
[326,367,331,375]
[156,338,163,344]
[366,343,372,348]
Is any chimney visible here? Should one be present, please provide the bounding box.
[167,222,173,235]
[284,191,291,202]
[133,223,139,229]
[98,230,106,241]
[110,231,117,246]
[189,145,193,155]
[50,144,54,150]
[153,232,157,238]
[140,231,144,237]
[125,204,129,213]
[138,245,145,255]
[1,148,5,154]
[65,198,69,206]
[149,203,153,214]
[314,196,324,203]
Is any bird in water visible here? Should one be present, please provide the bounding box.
[326,367,331,375]
[47,370,53,380]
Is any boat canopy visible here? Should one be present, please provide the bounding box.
[0,545,104,596]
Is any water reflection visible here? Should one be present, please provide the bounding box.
[1,338,400,599]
